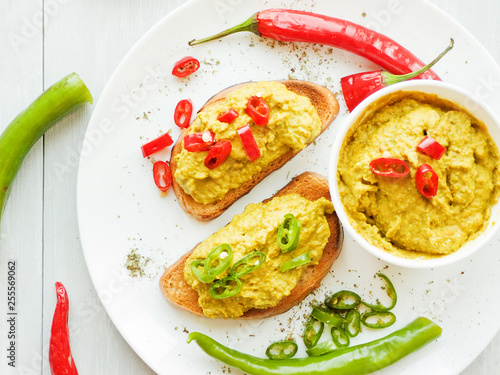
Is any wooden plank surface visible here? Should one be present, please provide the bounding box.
[0,0,498,374]
[0,1,44,374]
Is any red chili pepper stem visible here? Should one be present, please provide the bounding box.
[380,38,454,86]
[341,39,453,112]
[188,13,259,46]
[188,9,440,80]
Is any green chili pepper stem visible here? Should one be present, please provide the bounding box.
[188,13,260,46]
[188,317,442,375]
[382,38,454,86]
[0,73,92,230]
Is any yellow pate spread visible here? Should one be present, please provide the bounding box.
[338,91,500,259]
[174,81,322,205]
[184,194,333,318]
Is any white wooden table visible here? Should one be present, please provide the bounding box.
[0,0,498,374]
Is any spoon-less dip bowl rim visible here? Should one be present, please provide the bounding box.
[329,80,500,269]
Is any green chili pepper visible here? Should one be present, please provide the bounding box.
[277,213,301,253]
[265,340,298,360]
[0,73,92,231]
[190,259,215,283]
[361,311,396,329]
[305,339,337,357]
[205,243,233,278]
[310,307,344,328]
[303,318,324,349]
[230,251,266,278]
[362,273,397,311]
[331,327,350,348]
[188,317,442,375]
[209,276,242,299]
[344,310,361,338]
[280,252,311,272]
[325,290,362,310]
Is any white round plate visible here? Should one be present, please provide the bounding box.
[77,0,500,374]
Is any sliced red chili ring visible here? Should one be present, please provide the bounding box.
[209,276,242,299]
[237,124,261,162]
[362,273,398,311]
[361,311,396,329]
[417,136,447,160]
[246,96,270,126]
[174,99,193,128]
[141,132,173,157]
[152,161,172,192]
[183,131,215,152]
[172,56,200,78]
[217,108,239,123]
[265,340,298,360]
[204,140,232,169]
[325,290,361,310]
[370,158,410,177]
[415,163,439,199]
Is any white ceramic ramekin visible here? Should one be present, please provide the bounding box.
[329,80,500,268]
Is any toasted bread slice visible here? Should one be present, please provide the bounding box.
[160,172,343,319]
[170,80,339,221]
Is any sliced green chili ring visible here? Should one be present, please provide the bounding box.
[280,252,311,272]
[361,311,397,329]
[325,290,362,310]
[209,276,242,299]
[205,243,233,278]
[311,307,344,328]
[331,327,350,348]
[277,213,302,253]
[305,339,337,357]
[230,251,266,278]
[362,273,397,311]
[344,309,361,337]
[190,259,215,283]
[265,340,298,360]
[303,318,324,349]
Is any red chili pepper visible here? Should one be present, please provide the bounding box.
[417,136,447,160]
[153,161,172,192]
[415,164,439,199]
[217,108,239,123]
[183,131,216,152]
[246,96,270,126]
[341,39,454,112]
[140,132,173,157]
[172,56,200,78]
[174,99,193,128]
[205,140,232,169]
[49,282,78,375]
[237,124,261,162]
[370,158,410,178]
[189,9,441,80]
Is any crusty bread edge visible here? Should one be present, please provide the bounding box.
[170,80,340,221]
[159,172,344,319]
